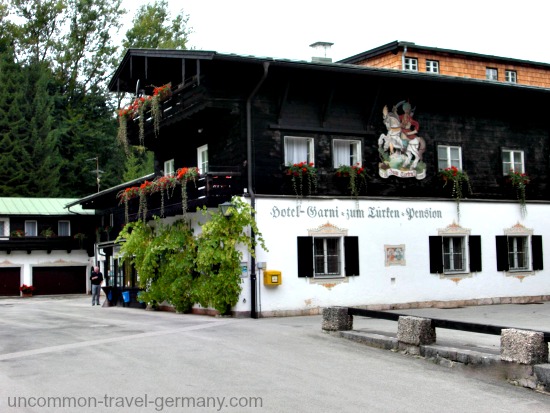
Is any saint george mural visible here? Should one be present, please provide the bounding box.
[378,100,426,180]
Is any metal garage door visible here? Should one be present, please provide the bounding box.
[0,267,21,296]
[33,266,87,295]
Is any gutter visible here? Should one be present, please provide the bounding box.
[246,61,270,319]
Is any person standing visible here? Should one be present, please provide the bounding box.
[90,266,103,306]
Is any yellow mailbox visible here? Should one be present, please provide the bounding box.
[263,270,282,286]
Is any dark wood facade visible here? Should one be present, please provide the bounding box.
[103,49,550,212]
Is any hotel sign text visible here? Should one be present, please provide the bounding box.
[270,205,443,221]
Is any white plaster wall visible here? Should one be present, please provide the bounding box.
[250,197,550,313]
[0,250,93,289]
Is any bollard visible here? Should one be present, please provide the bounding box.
[397,316,436,346]
[500,328,548,365]
[322,307,353,331]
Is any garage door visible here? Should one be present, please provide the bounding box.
[33,266,87,295]
[0,267,21,296]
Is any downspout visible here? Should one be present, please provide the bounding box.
[246,61,270,319]
[401,45,408,70]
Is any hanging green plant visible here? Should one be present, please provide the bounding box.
[116,83,172,149]
[176,167,200,218]
[286,162,317,197]
[507,170,530,218]
[151,83,171,137]
[335,163,367,197]
[440,166,472,221]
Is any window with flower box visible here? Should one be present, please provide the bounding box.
[285,136,314,165]
[437,145,462,170]
[197,145,208,173]
[502,149,524,175]
[332,139,361,168]
[25,221,37,237]
[58,220,70,237]
[164,159,175,176]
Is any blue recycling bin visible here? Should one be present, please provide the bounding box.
[121,290,130,305]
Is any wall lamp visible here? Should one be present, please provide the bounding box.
[218,201,235,218]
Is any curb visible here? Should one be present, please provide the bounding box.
[337,329,550,394]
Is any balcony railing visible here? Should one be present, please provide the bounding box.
[124,167,244,222]
[0,236,91,254]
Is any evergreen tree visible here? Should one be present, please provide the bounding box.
[0,47,33,196]
[25,63,62,196]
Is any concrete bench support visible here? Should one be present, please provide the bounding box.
[397,316,436,346]
[500,328,548,365]
[322,307,353,331]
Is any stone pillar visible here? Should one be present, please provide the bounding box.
[500,328,549,365]
[322,307,353,331]
[397,316,436,346]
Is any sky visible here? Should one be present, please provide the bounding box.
[120,0,550,64]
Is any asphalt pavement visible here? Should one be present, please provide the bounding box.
[0,295,549,413]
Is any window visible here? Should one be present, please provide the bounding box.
[426,60,439,73]
[502,149,524,175]
[164,159,175,176]
[297,236,359,278]
[25,221,37,237]
[496,224,543,272]
[197,145,208,174]
[429,224,481,275]
[508,236,529,270]
[314,238,340,276]
[430,235,481,274]
[486,67,498,81]
[333,139,361,168]
[404,57,418,71]
[437,145,462,170]
[443,237,465,272]
[0,219,6,237]
[505,70,517,83]
[284,136,314,165]
[58,221,70,237]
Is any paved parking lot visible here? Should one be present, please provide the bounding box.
[0,295,549,413]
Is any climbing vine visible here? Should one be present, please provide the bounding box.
[116,197,267,315]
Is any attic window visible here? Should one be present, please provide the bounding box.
[426,60,439,73]
[505,70,517,83]
[486,67,498,81]
[404,57,418,71]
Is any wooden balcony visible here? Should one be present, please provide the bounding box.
[0,236,94,255]
[125,167,244,222]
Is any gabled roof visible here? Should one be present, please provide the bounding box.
[110,47,550,97]
[0,198,94,216]
[338,40,550,68]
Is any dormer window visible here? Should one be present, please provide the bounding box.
[486,67,498,81]
[404,57,418,71]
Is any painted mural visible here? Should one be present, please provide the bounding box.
[378,101,426,180]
